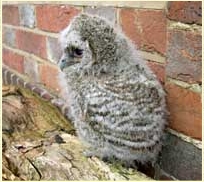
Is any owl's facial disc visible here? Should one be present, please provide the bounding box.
[59,46,84,71]
[59,29,92,71]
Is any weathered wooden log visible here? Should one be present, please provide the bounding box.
[2,85,152,180]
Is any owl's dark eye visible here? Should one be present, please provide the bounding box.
[73,48,83,58]
[67,46,83,58]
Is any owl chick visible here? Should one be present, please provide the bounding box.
[57,13,167,165]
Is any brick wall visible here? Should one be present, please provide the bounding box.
[2,1,202,180]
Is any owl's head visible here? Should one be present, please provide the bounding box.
[58,13,118,75]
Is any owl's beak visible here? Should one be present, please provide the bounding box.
[58,58,76,71]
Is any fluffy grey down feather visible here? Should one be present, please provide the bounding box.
[57,13,167,165]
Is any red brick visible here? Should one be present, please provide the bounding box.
[3,48,24,73]
[165,82,201,140]
[147,61,165,84]
[39,64,61,92]
[167,1,202,25]
[2,5,20,25]
[16,30,47,59]
[166,29,201,84]
[120,9,167,55]
[36,5,80,32]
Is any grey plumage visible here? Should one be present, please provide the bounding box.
[57,13,167,165]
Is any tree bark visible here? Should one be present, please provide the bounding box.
[2,85,152,181]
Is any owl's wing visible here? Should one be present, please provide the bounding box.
[85,74,166,147]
